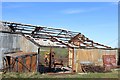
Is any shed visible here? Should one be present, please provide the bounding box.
[0,21,118,73]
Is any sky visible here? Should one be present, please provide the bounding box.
[2,0,120,2]
[2,2,118,48]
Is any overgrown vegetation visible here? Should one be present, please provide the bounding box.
[40,47,68,57]
[40,47,68,65]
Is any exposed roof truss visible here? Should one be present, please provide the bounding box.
[1,21,114,50]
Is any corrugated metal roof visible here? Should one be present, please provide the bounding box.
[1,21,116,50]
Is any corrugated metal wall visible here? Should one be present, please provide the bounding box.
[74,49,118,72]
[0,22,38,70]
[18,35,38,52]
[0,32,20,69]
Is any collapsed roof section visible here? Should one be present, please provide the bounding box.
[1,21,114,50]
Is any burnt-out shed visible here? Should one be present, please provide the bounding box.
[0,21,118,73]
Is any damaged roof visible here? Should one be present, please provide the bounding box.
[1,21,115,50]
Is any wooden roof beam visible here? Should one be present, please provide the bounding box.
[50,36,73,48]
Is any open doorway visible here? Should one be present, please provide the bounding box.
[38,47,72,74]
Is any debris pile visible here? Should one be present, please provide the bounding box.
[81,64,105,73]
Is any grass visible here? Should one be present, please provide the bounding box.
[1,70,119,78]
[40,47,68,57]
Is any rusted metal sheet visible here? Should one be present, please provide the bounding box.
[3,52,37,72]
[6,52,37,58]
[103,55,117,70]
[74,49,117,72]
